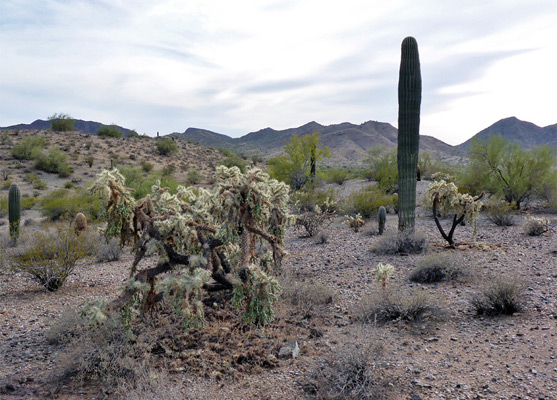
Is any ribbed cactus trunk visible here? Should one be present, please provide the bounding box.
[397,37,421,233]
[378,206,386,235]
[8,183,21,244]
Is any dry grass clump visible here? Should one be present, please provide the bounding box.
[302,343,387,400]
[281,276,336,315]
[370,231,427,255]
[409,253,462,283]
[471,280,525,316]
[354,289,436,324]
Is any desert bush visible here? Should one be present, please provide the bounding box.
[40,188,103,221]
[364,147,398,193]
[355,289,435,323]
[302,343,385,400]
[186,169,202,184]
[98,124,123,138]
[342,184,394,218]
[471,281,525,316]
[523,216,550,236]
[34,147,72,177]
[370,231,427,255]
[161,164,176,176]
[11,136,47,160]
[8,224,94,291]
[314,230,329,244]
[410,253,462,283]
[48,113,74,132]
[220,152,247,172]
[281,278,336,314]
[294,202,335,237]
[323,167,350,185]
[0,195,38,217]
[24,172,48,190]
[85,155,94,168]
[290,183,338,213]
[141,160,154,173]
[96,237,122,262]
[156,138,178,155]
[484,196,516,226]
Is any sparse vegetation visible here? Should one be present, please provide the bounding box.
[39,188,103,221]
[371,231,427,255]
[355,289,435,323]
[342,184,395,218]
[410,253,462,283]
[484,196,516,226]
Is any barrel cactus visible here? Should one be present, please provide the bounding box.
[378,206,386,235]
[8,183,21,244]
[397,36,422,233]
[74,212,88,235]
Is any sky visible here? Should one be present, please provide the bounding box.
[1,0,556,145]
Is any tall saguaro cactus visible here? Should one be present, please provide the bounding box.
[397,36,422,232]
[8,183,21,244]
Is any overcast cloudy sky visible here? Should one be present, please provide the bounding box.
[1,0,555,145]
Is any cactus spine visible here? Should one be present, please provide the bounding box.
[397,36,421,233]
[378,206,386,235]
[8,183,21,243]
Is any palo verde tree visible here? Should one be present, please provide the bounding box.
[425,180,483,248]
[267,132,330,190]
[87,166,291,327]
[397,36,421,232]
[463,135,555,209]
[48,113,74,132]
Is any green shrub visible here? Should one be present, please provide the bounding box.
[118,165,178,199]
[161,164,176,176]
[40,189,103,221]
[85,155,94,168]
[364,147,398,193]
[471,281,524,316]
[484,196,515,226]
[11,136,47,160]
[410,253,462,283]
[322,167,350,185]
[290,183,338,213]
[141,160,154,173]
[220,153,247,172]
[156,138,178,155]
[342,184,394,218]
[186,169,203,185]
[8,224,94,291]
[1,195,39,217]
[34,147,71,177]
[97,125,123,138]
[48,113,74,132]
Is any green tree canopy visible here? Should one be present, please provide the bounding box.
[463,135,555,209]
[267,133,330,190]
[48,113,74,132]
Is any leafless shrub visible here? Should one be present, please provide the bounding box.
[302,343,387,400]
[281,277,336,314]
[96,237,122,262]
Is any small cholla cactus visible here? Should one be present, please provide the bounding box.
[378,206,386,235]
[344,213,365,232]
[372,263,394,289]
[74,212,88,235]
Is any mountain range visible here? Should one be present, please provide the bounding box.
[2,117,555,164]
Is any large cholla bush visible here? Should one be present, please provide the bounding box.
[88,166,291,327]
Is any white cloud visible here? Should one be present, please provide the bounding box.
[1,0,556,144]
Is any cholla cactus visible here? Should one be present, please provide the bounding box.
[425,180,483,247]
[90,165,291,327]
[344,213,365,232]
[372,263,395,289]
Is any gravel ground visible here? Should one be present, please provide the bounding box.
[1,181,556,399]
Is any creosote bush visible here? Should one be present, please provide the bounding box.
[342,184,395,218]
[8,224,95,291]
[11,136,47,160]
[98,124,123,138]
[410,253,462,283]
[156,138,178,155]
[96,237,123,262]
[471,281,525,316]
[484,196,515,226]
